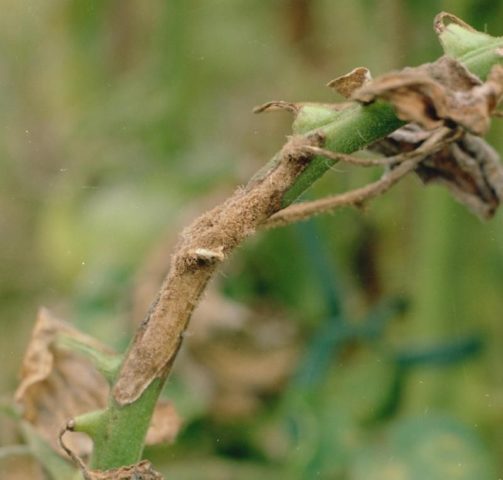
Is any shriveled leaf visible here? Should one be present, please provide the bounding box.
[372,123,503,219]
[416,133,503,218]
[353,56,503,135]
[15,308,111,458]
[15,308,181,460]
[84,460,163,480]
[186,306,299,419]
[327,67,372,98]
[193,335,299,419]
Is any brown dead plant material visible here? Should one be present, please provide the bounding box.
[15,308,111,457]
[352,56,503,135]
[433,11,478,35]
[327,66,372,98]
[113,133,325,405]
[84,462,163,480]
[373,123,503,219]
[15,308,181,458]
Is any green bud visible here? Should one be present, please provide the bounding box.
[434,12,503,79]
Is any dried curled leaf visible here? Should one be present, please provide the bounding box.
[327,66,372,98]
[417,133,503,218]
[372,124,503,219]
[15,308,181,459]
[84,460,163,480]
[353,56,503,135]
[253,100,299,114]
[15,308,111,457]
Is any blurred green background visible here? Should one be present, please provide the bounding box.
[1,0,503,478]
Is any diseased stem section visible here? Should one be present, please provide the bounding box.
[112,135,326,407]
[89,134,325,469]
[85,13,503,472]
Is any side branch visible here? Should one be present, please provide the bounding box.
[265,127,458,228]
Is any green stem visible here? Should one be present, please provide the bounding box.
[87,15,503,471]
[89,379,163,470]
[283,101,403,205]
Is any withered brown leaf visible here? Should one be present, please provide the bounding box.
[15,308,181,459]
[327,66,372,98]
[15,308,111,458]
[353,56,503,135]
[372,124,503,219]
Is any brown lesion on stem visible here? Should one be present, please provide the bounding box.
[113,107,502,406]
[113,121,470,406]
[113,133,325,405]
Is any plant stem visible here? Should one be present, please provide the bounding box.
[86,15,503,471]
[89,379,163,469]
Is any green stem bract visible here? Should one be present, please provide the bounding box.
[89,379,163,470]
[73,409,106,438]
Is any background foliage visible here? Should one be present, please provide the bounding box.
[1,1,503,478]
